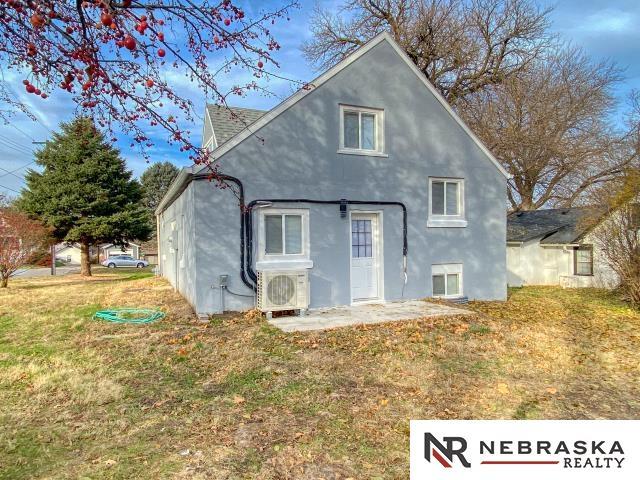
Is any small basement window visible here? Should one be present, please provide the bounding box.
[339,105,384,154]
[574,245,593,276]
[432,263,463,298]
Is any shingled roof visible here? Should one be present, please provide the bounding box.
[206,105,266,147]
[507,207,605,244]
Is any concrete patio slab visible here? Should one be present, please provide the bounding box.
[268,300,471,332]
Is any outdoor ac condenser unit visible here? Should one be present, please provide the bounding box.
[257,270,309,315]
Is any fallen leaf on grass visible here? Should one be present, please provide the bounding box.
[233,395,246,404]
[497,383,509,394]
[546,387,558,395]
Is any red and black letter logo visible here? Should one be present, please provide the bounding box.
[424,433,471,468]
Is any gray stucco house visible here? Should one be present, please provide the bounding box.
[155,32,509,316]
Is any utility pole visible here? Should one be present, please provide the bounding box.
[50,244,56,276]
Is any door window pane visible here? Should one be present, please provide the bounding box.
[265,215,283,254]
[344,112,359,149]
[447,273,460,295]
[361,113,376,150]
[351,219,373,258]
[446,182,459,215]
[432,275,446,296]
[432,181,445,215]
[284,215,302,254]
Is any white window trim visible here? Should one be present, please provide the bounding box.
[428,177,467,228]
[431,263,463,298]
[338,104,386,156]
[256,208,312,270]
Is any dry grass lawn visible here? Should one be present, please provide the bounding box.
[1,270,639,479]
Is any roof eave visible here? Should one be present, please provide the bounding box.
[154,167,193,216]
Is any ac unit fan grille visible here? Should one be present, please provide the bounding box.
[267,275,296,306]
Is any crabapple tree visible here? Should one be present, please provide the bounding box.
[0,0,299,166]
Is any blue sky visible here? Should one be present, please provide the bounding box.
[1,0,639,197]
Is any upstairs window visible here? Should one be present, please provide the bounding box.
[428,178,467,227]
[574,245,593,276]
[339,105,384,154]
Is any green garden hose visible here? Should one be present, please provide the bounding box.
[93,308,165,324]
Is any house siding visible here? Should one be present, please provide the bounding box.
[158,182,199,312]
[507,233,619,289]
[162,39,508,314]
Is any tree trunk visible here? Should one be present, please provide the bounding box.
[0,274,8,288]
[80,241,92,277]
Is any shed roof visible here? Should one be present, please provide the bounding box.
[507,207,604,244]
[206,105,266,147]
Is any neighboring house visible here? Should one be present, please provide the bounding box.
[139,240,159,265]
[155,32,509,316]
[507,207,619,288]
[99,242,141,262]
[55,243,98,265]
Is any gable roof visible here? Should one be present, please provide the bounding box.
[206,105,266,148]
[196,31,510,179]
[507,207,606,244]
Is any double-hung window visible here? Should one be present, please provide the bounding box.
[339,105,385,155]
[574,245,593,276]
[432,264,463,298]
[265,214,302,255]
[258,209,310,267]
[428,178,466,227]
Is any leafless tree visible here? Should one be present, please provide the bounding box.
[0,207,49,288]
[461,46,630,210]
[303,0,553,104]
[583,167,640,306]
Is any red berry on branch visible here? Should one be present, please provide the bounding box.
[157,48,165,57]
[124,36,136,50]
[157,32,164,41]
[101,13,112,27]
[257,61,264,68]
[30,14,45,28]
[41,93,48,99]
[224,18,231,26]
[146,79,154,87]
[26,84,36,94]
[22,79,29,85]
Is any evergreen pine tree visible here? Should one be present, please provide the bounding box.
[18,118,152,276]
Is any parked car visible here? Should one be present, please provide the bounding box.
[102,255,148,269]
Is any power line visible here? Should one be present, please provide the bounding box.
[7,123,35,142]
[0,138,33,155]
[0,182,20,194]
[0,133,29,150]
[0,165,23,180]
[0,160,36,179]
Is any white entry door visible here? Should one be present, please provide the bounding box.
[350,213,380,302]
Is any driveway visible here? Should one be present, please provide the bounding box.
[12,266,79,279]
[268,300,471,332]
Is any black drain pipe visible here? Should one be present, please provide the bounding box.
[244,199,408,286]
[193,173,256,291]
[191,174,409,293]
